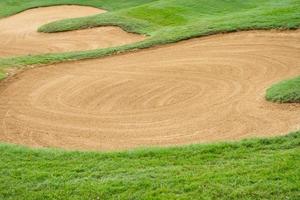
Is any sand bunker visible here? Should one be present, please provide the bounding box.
[0,30,299,150]
[0,6,145,57]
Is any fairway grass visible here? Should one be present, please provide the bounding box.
[0,132,299,199]
[266,76,300,103]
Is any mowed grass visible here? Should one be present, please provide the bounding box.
[1,132,300,200]
[266,76,300,103]
[0,0,299,71]
[0,0,157,18]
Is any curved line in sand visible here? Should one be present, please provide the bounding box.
[0,29,299,151]
[0,5,145,58]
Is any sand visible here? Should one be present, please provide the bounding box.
[0,28,299,150]
[0,6,145,57]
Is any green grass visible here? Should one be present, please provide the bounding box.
[0,0,158,18]
[0,0,299,71]
[266,76,300,103]
[0,132,299,199]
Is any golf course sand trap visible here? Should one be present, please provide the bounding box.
[0,30,299,151]
[0,6,145,57]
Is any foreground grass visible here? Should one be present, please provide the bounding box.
[266,76,300,103]
[0,0,299,73]
[0,132,299,199]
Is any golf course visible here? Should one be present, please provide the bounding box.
[0,0,299,199]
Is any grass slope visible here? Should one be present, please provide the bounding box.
[266,76,300,103]
[0,0,299,72]
[0,132,300,200]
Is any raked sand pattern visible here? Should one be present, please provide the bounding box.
[0,26,299,150]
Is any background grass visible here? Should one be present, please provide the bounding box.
[266,76,300,103]
[1,132,299,200]
[0,0,299,72]
[0,0,157,18]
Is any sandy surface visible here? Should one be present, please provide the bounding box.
[0,30,299,151]
[0,6,145,57]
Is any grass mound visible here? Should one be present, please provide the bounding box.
[0,132,299,199]
[266,76,300,103]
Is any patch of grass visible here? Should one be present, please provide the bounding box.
[126,6,188,27]
[266,76,300,103]
[0,0,299,68]
[0,131,299,199]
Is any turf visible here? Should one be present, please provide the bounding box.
[0,132,299,200]
[0,0,299,72]
[266,76,300,103]
[0,0,157,18]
